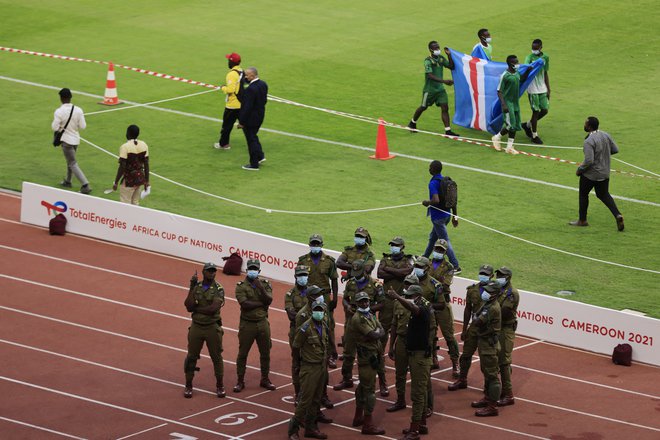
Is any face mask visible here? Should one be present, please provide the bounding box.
[478,275,490,283]
[357,306,370,314]
[296,275,308,286]
[312,311,324,321]
[432,49,442,56]
[310,246,322,254]
[247,270,259,279]
[485,37,492,43]
[496,277,507,287]
[390,246,401,254]
[509,64,519,71]
[414,267,425,277]
[481,292,491,301]
[354,237,366,246]
[532,49,540,55]
[432,251,444,260]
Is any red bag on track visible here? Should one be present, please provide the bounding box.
[612,343,632,366]
[222,252,243,275]
[49,213,67,235]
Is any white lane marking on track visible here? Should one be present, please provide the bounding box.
[0,75,657,208]
[0,304,291,379]
[0,416,87,439]
[0,377,236,438]
[115,423,168,440]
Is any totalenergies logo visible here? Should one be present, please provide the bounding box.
[41,200,68,216]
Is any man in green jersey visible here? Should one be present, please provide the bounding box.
[407,41,460,137]
[491,55,531,155]
[521,39,550,144]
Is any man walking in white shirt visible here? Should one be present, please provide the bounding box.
[52,88,91,194]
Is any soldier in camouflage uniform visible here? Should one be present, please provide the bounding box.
[288,300,332,440]
[448,264,494,391]
[183,262,226,399]
[299,233,339,367]
[376,236,413,396]
[471,281,502,417]
[427,239,460,375]
[495,267,519,407]
[351,292,386,436]
[334,260,384,392]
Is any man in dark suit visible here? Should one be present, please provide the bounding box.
[238,67,268,170]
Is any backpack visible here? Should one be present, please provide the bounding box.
[612,343,632,366]
[233,69,246,103]
[433,176,458,209]
[49,213,67,235]
[222,252,243,275]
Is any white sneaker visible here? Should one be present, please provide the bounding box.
[213,143,230,150]
[505,147,519,155]
[491,134,502,151]
[258,158,266,164]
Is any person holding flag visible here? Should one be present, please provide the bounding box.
[472,28,492,60]
[491,55,532,154]
[407,41,460,137]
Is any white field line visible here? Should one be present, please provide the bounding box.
[0,75,657,209]
[114,423,167,440]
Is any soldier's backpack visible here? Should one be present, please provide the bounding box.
[433,176,458,210]
[612,343,632,366]
[222,252,243,275]
[49,213,67,235]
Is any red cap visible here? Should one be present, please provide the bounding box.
[225,52,241,64]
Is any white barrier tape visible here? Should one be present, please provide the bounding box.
[85,88,218,116]
[79,136,659,274]
[427,206,660,274]
[4,45,656,180]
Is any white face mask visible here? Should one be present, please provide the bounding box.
[357,307,370,314]
[432,49,442,56]
[532,49,540,55]
[485,37,492,43]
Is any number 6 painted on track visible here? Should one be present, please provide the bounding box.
[214,412,258,425]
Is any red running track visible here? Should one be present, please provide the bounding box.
[0,191,658,440]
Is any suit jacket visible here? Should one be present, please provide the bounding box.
[239,78,268,128]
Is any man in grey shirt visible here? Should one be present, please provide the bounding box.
[569,116,624,231]
[52,88,91,194]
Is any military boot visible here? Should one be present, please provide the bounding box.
[233,375,245,393]
[471,396,489,408]
[320,393,334,409]
[386,396,406,412]
[333,377,354,391]
[497,392,515,406]
[361,414,386,435]
[379,376,390,397]
[401,421,420,440]
[475,399,499,417]
[183,382,193,399]
[288,417,301,440]
[260,376,276,390]
[352,406,364,427]
[451,359,460,378]
[448,377,467,391]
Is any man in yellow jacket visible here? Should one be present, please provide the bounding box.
[214,52,243,150]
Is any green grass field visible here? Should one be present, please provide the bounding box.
[1,1,659,316]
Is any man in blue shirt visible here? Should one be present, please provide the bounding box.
[421,160,461,273]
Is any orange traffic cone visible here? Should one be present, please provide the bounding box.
[99,62,121,105]
[370,118,395,160]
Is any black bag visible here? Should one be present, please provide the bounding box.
[49,213,67,235]
[612,343,632,366]
[433,176,458,210]
[222,252,243,275]
[234,69,246,103]
[53,105,75,147]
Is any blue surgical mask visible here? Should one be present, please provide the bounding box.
[496,277,507,287]
[432,251,444,260]
[312,311,325,321]
[481,292,491,301]
[296,275,308,286]
[247,270,259,279]
[414,267,425,277]
[390,246,401,254]
[354,237,366,246]
[357,307,370,314]
[310,246,322,254]
[532,49,540,55]
[478,275,490,283]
